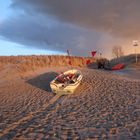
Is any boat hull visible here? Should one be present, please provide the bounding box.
[50,69,83,94]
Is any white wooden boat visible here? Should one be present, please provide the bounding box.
[50,69,83,94]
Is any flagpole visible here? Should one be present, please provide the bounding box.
[67,49,73,69]
[135,47,138,63]
[133,40,138,64]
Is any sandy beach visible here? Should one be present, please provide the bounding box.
[1,0,140,139]
[0,65,140,140]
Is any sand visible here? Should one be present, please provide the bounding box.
[0,66,140,139]
[113,67,140,81]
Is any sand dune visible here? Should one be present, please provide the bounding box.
[0,55,95,73]
[110,54,140,66]
[0,56,140,139]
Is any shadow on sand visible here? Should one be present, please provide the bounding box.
[87,62,98,69]
[87,62,112,71]
[27,72,59,92]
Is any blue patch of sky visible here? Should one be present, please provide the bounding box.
[0,0,63,56]
[0,0,13,21]
[0,39,65,56]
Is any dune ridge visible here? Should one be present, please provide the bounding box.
[0,55,95,81]
[0,55,95,69]
[110,54,140,66]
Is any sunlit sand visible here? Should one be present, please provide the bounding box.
[0,56,140,139]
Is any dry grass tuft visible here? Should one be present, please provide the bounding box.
[0,55,96,73]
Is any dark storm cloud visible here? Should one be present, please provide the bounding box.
[0,13,101,56]
[1,0,140,57]
[11,0,140,38]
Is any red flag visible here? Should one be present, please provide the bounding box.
[91,51,97,57]
[86,59,91,65]
[69,60,72,65]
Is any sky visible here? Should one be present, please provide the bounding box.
[0,0,140,58]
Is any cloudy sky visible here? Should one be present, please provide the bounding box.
[0,0,140,58]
